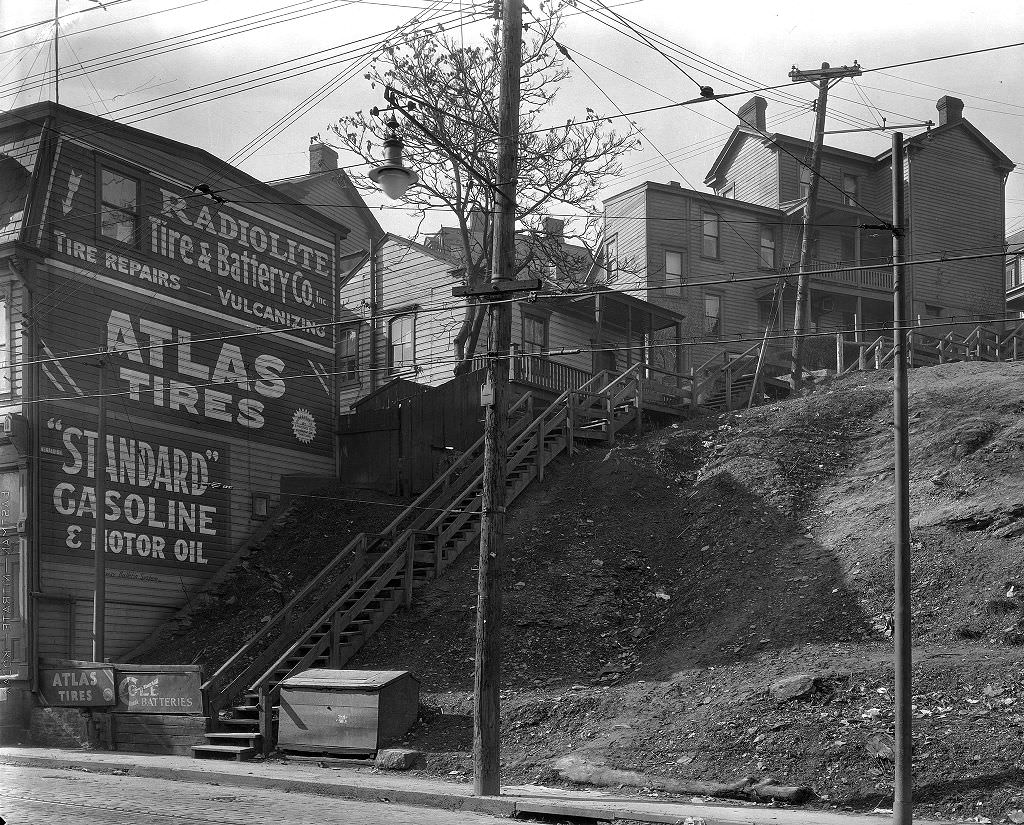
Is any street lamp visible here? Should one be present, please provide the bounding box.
[366,3,524,795]
[369,119,418,201]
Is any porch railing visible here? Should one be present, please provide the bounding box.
[784,259,893,292]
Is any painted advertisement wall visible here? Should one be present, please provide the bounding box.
[27,123,340,660]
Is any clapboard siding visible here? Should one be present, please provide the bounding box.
[907,128,1006,318]
[604,186,648,296]
[3,103,342,677]
[717,136,778,206]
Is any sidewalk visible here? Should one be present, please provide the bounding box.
[0,747,944,825]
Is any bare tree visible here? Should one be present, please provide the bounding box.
[330,1,637,373]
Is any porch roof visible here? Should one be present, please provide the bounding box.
[547,286,684,333]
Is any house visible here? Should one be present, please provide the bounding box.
[338,232,685,413]
[1007,228,1024,317]
[0,102,354,734]
[605,95,1014,371]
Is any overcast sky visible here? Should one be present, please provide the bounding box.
[4,0,1023,240]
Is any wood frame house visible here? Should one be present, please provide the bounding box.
[0,103,360,732]
[337,232,685,413]
[605,94,1014,372]
[1007,228,1024,317]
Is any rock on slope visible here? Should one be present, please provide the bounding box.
[350,360,1024,820]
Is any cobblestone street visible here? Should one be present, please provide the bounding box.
[0,765,512,825]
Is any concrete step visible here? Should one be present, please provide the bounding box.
[191,743,257,762]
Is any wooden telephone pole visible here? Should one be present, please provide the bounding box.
[473,0,523,797]
[788,61,861,390]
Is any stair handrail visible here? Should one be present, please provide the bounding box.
[375,391,535,542]
[244,365,639,717]
[202,531,368,712]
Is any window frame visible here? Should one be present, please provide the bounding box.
[604,233,619,282]
[96,159,143,248]
[842,173,859,207]
[338,323,360,385]
[0,287,11,398]
[758,225,776,270]
[703,292,723,340]
[521,312,549,354]
[663,248,686,297]
[701,212,720,259]
[387,313,416,374]
[798,164,812,200]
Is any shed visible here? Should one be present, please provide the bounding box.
[277,669,420,755]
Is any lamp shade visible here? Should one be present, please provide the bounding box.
[369,164,418,200]
[369,133,419,200]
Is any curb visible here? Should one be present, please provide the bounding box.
[0,754,516,818]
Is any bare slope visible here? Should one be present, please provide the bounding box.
[350,360,1024,820]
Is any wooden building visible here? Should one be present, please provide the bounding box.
[1007,228,1024,317]
[604,95,1014,371]
[0,103,357,725]
[338,233,685,416]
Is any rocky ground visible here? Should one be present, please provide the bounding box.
[149,360,1024,822]
[350,360,1024,823]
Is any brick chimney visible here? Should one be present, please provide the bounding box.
[737,96,767,132]
[309,140,338,173]
[543,215,565,239]
[936,96,964,126]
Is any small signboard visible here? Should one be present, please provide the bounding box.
[114,669,203,715]
[39,666,116,707]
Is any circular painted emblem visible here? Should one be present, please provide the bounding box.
[102,687,114,702]
[292,408,317,445]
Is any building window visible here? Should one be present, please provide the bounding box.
[522,315,548,354]
[388,314,415,373]
[251,493,271,520]
[338,325,359,383]
[759,226,775,269]
[840,229,856,262]
[704,294,722,339]
[604,234,618,282]
[799,164,812,199]
[100,167,140,244]
[924,303,943,318]
[0,291,9,395]
[702,213,719,258]
[842,174,859,206]
[664,249,685,296]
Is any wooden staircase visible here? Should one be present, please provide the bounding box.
[192,365,656,760]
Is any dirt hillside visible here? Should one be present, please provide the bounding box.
[347,360,1024,822]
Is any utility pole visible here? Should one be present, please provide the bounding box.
[92,359,106,662]
[473,0,522,797]
[53,0,60,105]
[788,61,861,391]
[890,132,913,825]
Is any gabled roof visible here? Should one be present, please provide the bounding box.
[893,118,1014,173]
[3,102,350,240]
[267,167,384,242]
[384,232,463,269]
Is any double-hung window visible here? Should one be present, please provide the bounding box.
[522,315,548,354]
[701,213,719,258]
[704,294,722,339]
[798,164,812,200]
[842,174,859,207]
[100,167,140,245]
[759,226,775,269]
[604,234,619,282]
[338,325,359,383]
[664,250,685,296]
[388,315,415,373]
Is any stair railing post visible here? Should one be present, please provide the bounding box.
[724,360,733,411]
[329,611,342,667]
[634,377,643,435]
[536,416,546,483]
[605,393,615,445]
[566,391,576,455]
[835,332,844,374]
[258,686,274,756]
[403,533,415,608]
[689,367,697,411]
